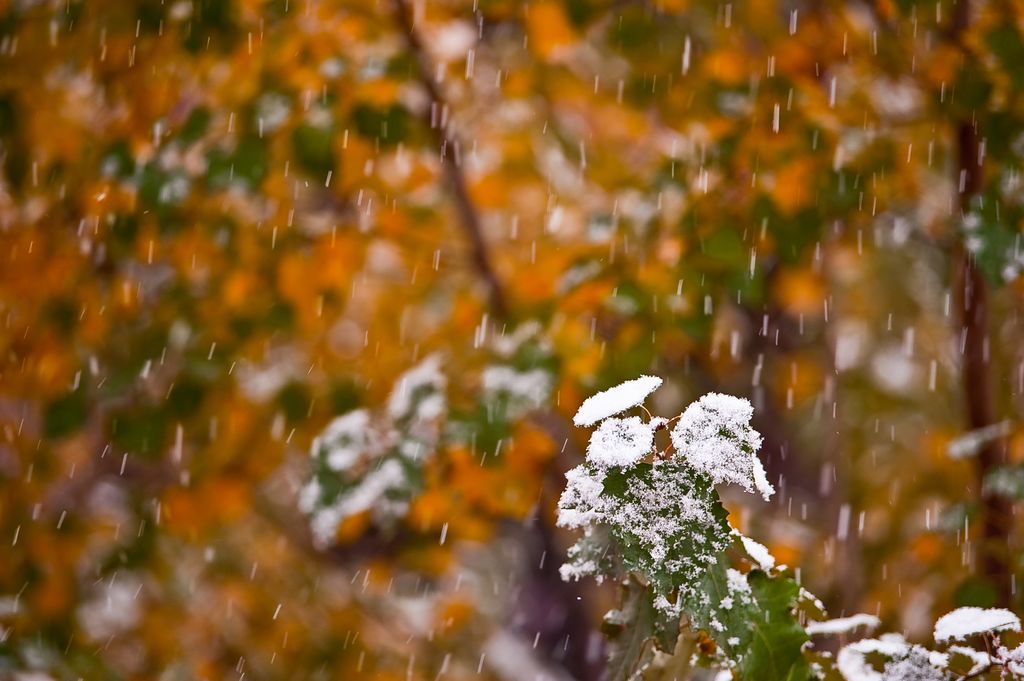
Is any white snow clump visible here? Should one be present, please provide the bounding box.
[671,393,773,500]
[586,416,655,469]
[573,375,662,427]
[934,607,1021,643]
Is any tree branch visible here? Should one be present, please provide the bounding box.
[951,0,1012,606]
[390,0,508,318]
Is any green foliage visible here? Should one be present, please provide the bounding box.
[604,461,731,610]
[743,572,811,680]
[292,123,335,177]
[206,137,269,189]
[963,198,1024,285]
[179,107,212,145]
[559,381,809,679]
[954,576,1001,608]
[43,388,88,439]
[352,103,411,146]
[7,0,1024,678]
[987,25,1024,90]
[303,326,555,545]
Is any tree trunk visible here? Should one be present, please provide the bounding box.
[952,0,1012,607]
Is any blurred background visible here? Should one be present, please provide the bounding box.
[2,0,1024,678]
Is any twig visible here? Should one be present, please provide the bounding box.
[390,0,508,318]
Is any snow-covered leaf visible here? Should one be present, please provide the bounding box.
[586,416,655,469]
[933,606,1021,643]
[806,614,881,636]
[670,393,773,500]
[573,375,662,427]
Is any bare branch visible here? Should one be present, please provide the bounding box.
[390,0,508,318]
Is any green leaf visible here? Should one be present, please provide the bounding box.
[207,136,268,190]
[352,104,410,146]
[0,94,16,136]
[962,198,1023,285]
[166,375,206,419]
[179,107,212,145]
[44,388,88,439]
[688,565,810,681]
[108,406,167,458]
[604,461,732,605]
[954,575,999,608]
[701,227,745,268]
[742,572,810,681]
[328,379,363,414]
[951,61,993,117]
[278,381,311,422]
[987,25,1024,90]
[182,0,237,52]
[688,556,751,659]
[292,124,336,177]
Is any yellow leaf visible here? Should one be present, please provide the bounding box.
[526,2,576,58]
[771,159,817,215]
[773,267,825,316]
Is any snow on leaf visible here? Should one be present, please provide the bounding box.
[933,606,1021,643]
[556,456,732,620]
[607,460,728,582]
[423,21,477,63]
[806,613,881,636]
[297,478,321,514]
[699,565,810,681]
[726,567,752,600]
[738,533,776,571]
[556,463,607,530]
[313,409,371,472]
[947,421,1012,459]
[572,375,662,427]
[998,643,1024,676]
[308,458,411,547]
[670,393,773,500]
[562,383,815,677]
[491,320,545,358]
[880,651,947,681]
[481,365,551,417]
[946,646,990,676]
[983,464,1024,499]
[559,526,612,583]
[309,504,345,547]
[586,416,655,469]
[304,356,450,546]
[77,574,143,640]
[331,458,408,519]
[836,636,912,681]
[387,354,446,422]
